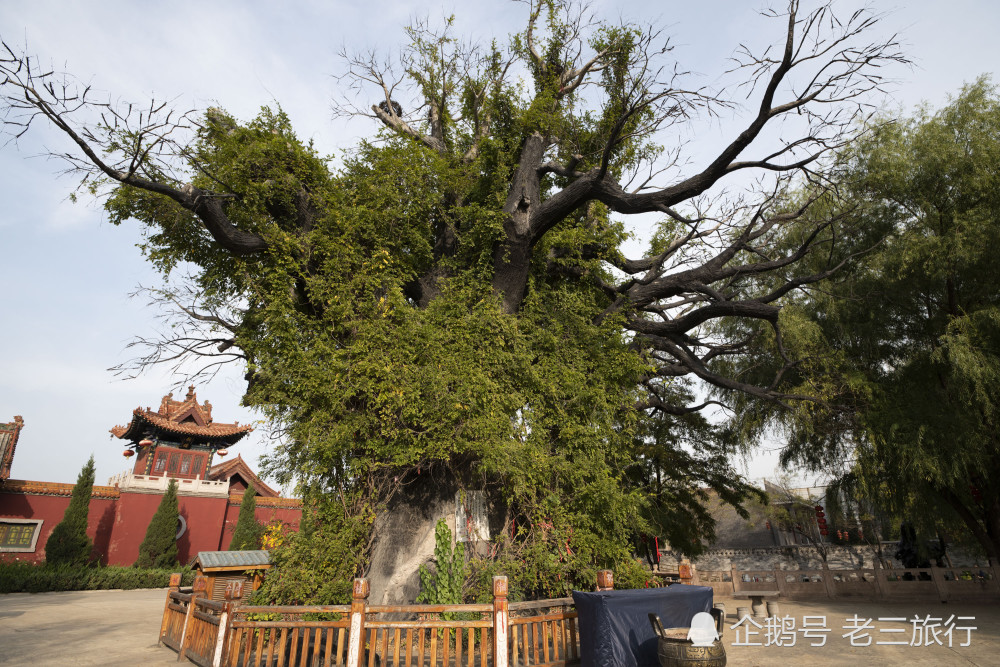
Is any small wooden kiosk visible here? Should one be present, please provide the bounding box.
[189,550,270,601]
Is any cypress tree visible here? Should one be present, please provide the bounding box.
[45,455,95,566]
[229,489,263,550]
[135,478,179,568]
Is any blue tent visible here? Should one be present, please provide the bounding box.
[572,585,714,666]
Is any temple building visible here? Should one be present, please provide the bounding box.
[0,389,300,565]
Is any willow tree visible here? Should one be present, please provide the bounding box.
[1,1,904,601]
[728,79,1000,563]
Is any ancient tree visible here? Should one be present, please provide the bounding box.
[2,1,905,601]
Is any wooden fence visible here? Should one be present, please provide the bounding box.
[160,571,605,667]
[694,564,1000,602]
[163,564,1000,665]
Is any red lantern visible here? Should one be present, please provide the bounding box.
[815,505,823,512]
[123,449,134,458]
[817,518,827,526]
[820,529,829,536]
[217,448,228,458]
[139,438,154,447]
[765,520,771,530]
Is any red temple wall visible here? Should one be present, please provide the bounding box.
[1,486,302,566]
[218,499,303,550]
[0,491,117,565]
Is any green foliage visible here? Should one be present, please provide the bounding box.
[229,490,263,551]
[417,520,466,606]
[741,77,1000,559]
[252,500,370,606]
[45,456,95,567]
[0,561,194,593]
[135,478,180,569]
[90,7,773,599]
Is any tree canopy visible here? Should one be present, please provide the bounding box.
[741,78,1000,562]
[1,1,906,599]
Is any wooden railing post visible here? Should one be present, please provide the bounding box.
[346,578,370,667]
[179,574,208,662]
[160,573,182,646]
[212,579,243,667]
[492,576,509,667]
[596,570,614,591]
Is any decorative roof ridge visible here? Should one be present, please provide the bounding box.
[1,415,25,481]
[208,453,246,475]
[111,408,252,441]
[209,454,278,498]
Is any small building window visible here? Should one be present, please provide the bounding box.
[168,453,180,473]
[191,454,205,478]
[0,519,43,552]
[154,453,167,473]
[180,454,192,475]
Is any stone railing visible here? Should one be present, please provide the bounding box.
[695,564,1000,602]
[109,472,229,496]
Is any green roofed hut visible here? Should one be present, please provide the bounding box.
[190,550,271,601]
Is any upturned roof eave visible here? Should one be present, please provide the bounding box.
[111,410,252,444]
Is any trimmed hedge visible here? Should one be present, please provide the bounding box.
[0,562,195,593]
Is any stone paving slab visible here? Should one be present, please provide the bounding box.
[1,588,997,665]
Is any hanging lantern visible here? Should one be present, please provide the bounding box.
[123,449,135,458]
[820,529,829,536]
[217,448,228,458]
[765,520,771,530]
[139,438,154,447]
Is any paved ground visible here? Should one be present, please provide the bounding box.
[0,589,997,665]
[0,588,177,666]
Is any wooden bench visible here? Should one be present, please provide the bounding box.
[732,590,780,617]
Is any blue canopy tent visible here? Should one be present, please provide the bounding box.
[572,585,714,666]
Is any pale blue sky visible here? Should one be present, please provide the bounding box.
[1,1,997,491]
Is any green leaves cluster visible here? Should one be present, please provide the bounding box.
[417,519,466,608]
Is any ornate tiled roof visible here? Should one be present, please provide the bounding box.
[0,416,24,482]
[110,386,252,444]
[208,454,279,498]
